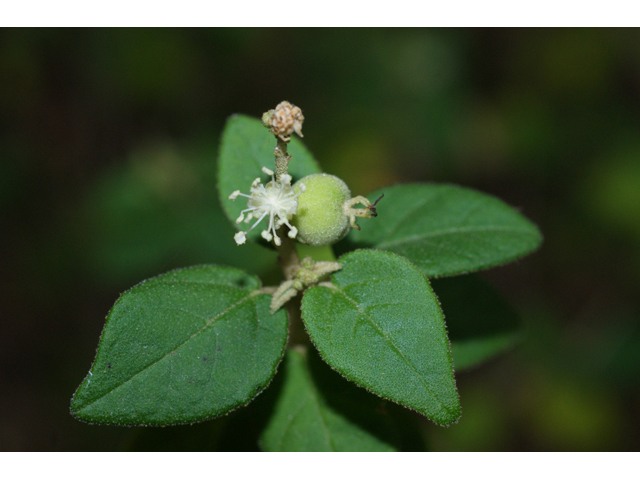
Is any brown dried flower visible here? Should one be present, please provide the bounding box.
[265,101,304,142]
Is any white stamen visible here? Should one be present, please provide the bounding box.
[229,167,302,246]
[280,174,292,184]
[234,231,246,245]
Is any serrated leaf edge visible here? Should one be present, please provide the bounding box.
[301,249,461,426]
[70,264,288,427]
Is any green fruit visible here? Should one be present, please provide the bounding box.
[292,173,351,246]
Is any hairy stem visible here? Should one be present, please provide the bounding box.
[276,235,306,347]
[274,136,291,181]
[278,234,300,281]
[285,294,307,348]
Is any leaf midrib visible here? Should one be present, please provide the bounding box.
[275,361,336,451]
[328,285,456,418]
[377,224,536,250]
[75,291,260,412]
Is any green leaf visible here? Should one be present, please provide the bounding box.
[301,249,460,425]
[348,183,542,277]
[70,265,288,426]
[431,275,521,370]
[261,348,399,452]
[217,114,322,243]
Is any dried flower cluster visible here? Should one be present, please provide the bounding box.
[263,101,304,142]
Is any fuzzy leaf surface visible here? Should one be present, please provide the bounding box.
[217,114,321,242]
[70,265,288,426]
[261,349,398,452]
[302,250,460,425]
[349,183,542,277]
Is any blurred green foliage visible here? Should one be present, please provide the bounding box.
[2,28,640,451]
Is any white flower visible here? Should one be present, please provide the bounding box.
[229,167,306,246]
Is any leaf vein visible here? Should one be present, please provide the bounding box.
[77,291,260,412]
[279,396,312,451]
[378,225,533,250]
[331,286,451,414]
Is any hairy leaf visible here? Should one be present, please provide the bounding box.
[349,183,542,277]
[217,114,321,242]
[70,265,288,426]
[302,250,460,425]
[261,348,400,452]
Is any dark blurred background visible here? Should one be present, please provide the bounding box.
[2,28,640,451]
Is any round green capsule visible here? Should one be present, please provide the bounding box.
[292,173,351,246]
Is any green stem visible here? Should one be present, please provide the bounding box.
[295,244,337,263]
[285,294,307,349]
[276,235,308,348]
[278,234,300,281]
